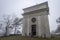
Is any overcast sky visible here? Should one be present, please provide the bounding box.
[0,0,60,32]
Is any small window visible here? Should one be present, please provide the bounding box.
[31,18,36,23]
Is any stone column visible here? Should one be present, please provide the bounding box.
[37,16,42,37]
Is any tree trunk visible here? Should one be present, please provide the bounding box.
[14,25,17,34]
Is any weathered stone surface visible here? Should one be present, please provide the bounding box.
[22,2,50,38]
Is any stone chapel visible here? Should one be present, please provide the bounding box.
[22,2,50,37]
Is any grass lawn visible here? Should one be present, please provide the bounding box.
[0,35,60,40]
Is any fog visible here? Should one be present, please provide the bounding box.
[0,0,60,32]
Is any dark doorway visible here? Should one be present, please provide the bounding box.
[31,24,36,36]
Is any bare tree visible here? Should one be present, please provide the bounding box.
[56,17,60,24]
[0,24,2,29]
[1,14,23,36]
[55,17,60,33]
[13,17,23,34]
[3,15,14,36]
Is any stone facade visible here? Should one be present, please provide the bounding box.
[22,2,50,37]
